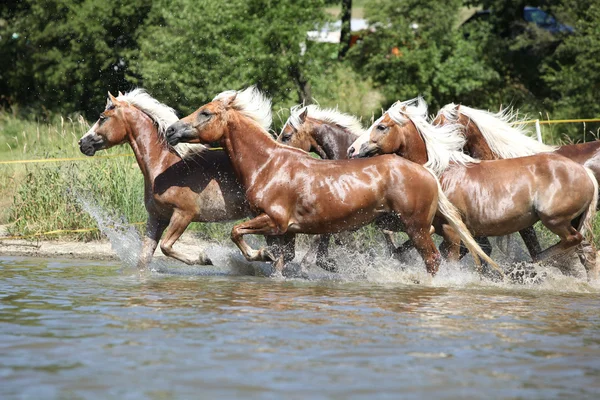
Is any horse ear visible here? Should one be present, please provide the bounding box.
[107,91,119,106]
[299,108,308,123]
[221,92,237,107]
[118,91,124,97]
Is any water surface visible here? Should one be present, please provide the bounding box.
[1,256,599,399]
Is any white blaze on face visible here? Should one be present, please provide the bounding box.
[81,120,100,141]
[348,129,371,157]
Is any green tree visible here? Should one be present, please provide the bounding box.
[0,0,151,117]
[131,0,329,115]
[348,0,500,110]
[542,0,600,137]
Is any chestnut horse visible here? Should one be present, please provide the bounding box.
[350,98,599,280]
[79,89,261,269]
[435,104,600,260]
[278,105,397,269]
[166,87,497,276]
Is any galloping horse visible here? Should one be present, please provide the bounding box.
[278,105,397,269]
[166,87,497,276]
[435,104,600,260]
[78,90,257,269]
[349,98,599,281]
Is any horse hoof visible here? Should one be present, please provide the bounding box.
[260,248,276,262]
[480,264,505,283]
[317,257,338,273]
[197,254,213,265]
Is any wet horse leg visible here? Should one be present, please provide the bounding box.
[160,210,212,265]
[439,223,462,264]
[533,221,583,263]
[382,230,397,255]
[392,226,434,257]
[576,239,599,281]
[458,237,491,260]
[403,223,441,276]
[231,213,286,273]
[137,215,168,269]
[519,226,542,259]
[316,234,338,272]
[266,233,296,263]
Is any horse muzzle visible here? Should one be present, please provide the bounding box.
[165,122,198,146]
[78,135,105,156]
[356,142,379,158]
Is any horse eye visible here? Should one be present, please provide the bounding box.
[377,124,387,131]
[99,114,107,121]
[200,110,212,117]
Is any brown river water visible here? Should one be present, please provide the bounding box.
[1,250,600,399]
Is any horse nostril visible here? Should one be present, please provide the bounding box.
[166,126,175,137]
[348,147,355,156]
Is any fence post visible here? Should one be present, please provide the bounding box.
[535,119,542,143]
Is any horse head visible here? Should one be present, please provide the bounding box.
[79,92,131,156]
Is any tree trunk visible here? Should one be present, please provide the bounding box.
[338,0,352,60]
[290,64,312,105]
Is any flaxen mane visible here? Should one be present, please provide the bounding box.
[285,104,365,138]
[117,89,206,158]
[439,103,556,159]
[386,97,478,176]
[213,86,272,135]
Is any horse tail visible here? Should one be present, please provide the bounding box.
[425,167,503,275]
[578,167,598,239]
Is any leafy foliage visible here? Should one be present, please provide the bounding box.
[130,0,329,115]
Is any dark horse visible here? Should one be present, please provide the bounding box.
[166,87,497,276]
[350,98,598,281]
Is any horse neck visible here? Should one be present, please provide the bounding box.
[124,109,179,185]
[223,114,293,189]
[397,122,429,165]
[460,115,497,160]
[312,121,358,160]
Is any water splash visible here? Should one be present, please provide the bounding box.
[75,193,144,268]
[71,191,600,293]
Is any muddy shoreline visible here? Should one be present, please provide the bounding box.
[0,231,217,262]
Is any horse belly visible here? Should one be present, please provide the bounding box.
[445,170,538,237]
[287,205,386,234]
[194,180,248,222]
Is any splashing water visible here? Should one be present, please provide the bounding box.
[71,191,600,292]
[75,193,144,268]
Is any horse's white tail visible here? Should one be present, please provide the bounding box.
[578,167,598,239]
[426,168,503,275]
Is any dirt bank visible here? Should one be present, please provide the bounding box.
[0,229,215,262]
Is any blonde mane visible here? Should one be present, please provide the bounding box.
[214,86,273,136]
[439,103,556,159]
[285,104,365,138]
[117,89,206,159]
[386,97,478,176]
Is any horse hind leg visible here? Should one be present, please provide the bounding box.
[231,213,286,274]
[576,239,599,281]
[534,217,583,263]
[160,210,211,265]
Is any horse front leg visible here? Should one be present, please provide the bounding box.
[231,213,286,274]
[519,226,542,260]
[136,215,168,270]
[265,233,296,263]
